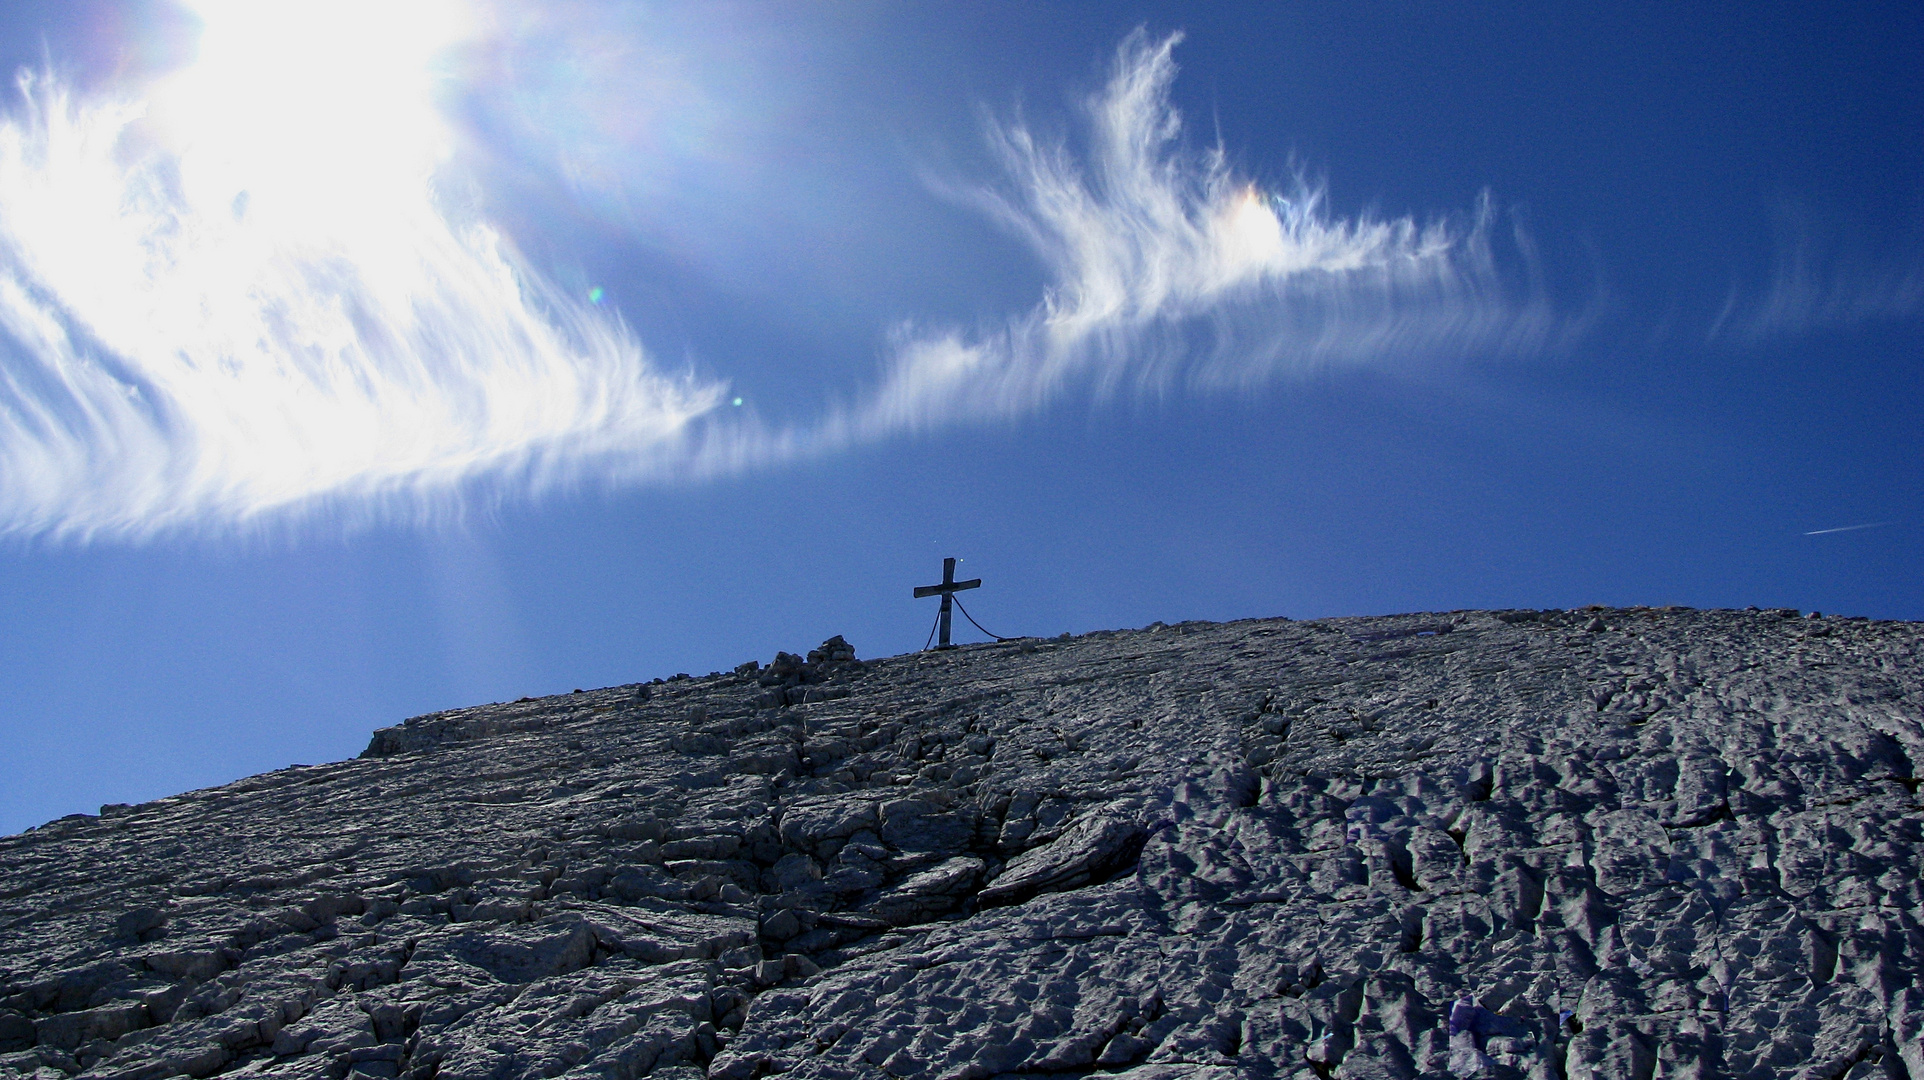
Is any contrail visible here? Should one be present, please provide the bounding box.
[1804,522,1890,536]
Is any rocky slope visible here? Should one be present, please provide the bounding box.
[3,608,1922,1080]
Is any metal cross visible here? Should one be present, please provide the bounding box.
[914,557,981,649]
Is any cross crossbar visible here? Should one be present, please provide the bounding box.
[914,557,981,648]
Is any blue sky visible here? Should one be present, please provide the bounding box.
[0,1,1919,834]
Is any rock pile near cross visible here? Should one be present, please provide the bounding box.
[3,607,1922,1080]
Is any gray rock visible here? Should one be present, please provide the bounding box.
[109,911,167,945]
[32,1005,147,1051]
[864,857,984,926]
[408,916,596,984]
[2,608,1921,1080]
[978,813,1148,907]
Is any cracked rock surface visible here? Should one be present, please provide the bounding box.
[4,608,1923,1080]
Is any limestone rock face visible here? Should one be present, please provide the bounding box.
[3,608,1922,1080]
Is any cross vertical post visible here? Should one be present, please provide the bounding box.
[914,557,982,649]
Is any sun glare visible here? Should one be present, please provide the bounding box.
[0,0,721,538]
[1215,183,1286,278]
[153,0,471,239]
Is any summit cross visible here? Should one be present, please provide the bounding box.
[914,557,981,649]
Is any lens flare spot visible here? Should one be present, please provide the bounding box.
[589,287,605,304]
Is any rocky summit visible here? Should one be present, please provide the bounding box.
[3,610,1923,1080]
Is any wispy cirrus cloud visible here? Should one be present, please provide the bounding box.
[0,16,1566,542]
[1709,210,1924,343]
[0,2,721,541]
[832,30,1559,441]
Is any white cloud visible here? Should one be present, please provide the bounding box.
[1709,213,1924,343]
[840,30,1556,440]
[0,2,721,541]
[0,18,1565,542]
